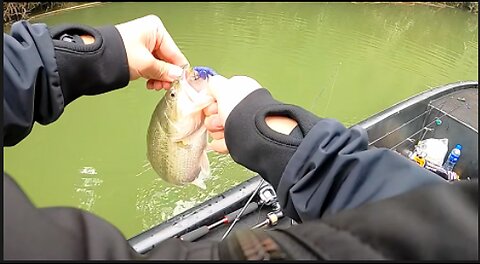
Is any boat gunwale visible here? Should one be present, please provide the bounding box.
[128,80,479,253]
[356,81,478,131]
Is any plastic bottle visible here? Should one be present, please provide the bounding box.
[443,144,462,172]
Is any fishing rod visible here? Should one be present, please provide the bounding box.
[251,184,284,230]
[129,176,266,253]
[180,202,259,242]
[221,179,265,240]
[181,179,281,241]
[251,211,284,230]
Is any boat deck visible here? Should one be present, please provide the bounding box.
[429,88,478,131]
[425,86,478,179]
[363,84,478,180]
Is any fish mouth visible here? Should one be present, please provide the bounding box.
[180,64,190,79]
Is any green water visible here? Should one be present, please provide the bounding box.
[4,2,477,239]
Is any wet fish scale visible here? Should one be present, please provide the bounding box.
[146,68,213,188]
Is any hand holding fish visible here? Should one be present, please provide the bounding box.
[205,75,262,153]
[205,75,298,153]
[115,15,189,90]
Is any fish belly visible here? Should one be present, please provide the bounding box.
[147,102,208,185]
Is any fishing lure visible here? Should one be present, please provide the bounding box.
[193,66,218,80]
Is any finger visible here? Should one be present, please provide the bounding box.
[147,79,169,90]
[203,103,218,116]
[147,79,154,89]
[161,81,172,89]
[207,75,230,98]
[151,80,164,90]
[143,55,183,82]
[206,126,224,135]
[209,131,224,140]
[207,139,229,154]
[155,80,172,89]
[205,115,224,132]
[154,25,189,67]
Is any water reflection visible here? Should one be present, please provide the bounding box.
[134,152,255,230]
[74,167,103,211]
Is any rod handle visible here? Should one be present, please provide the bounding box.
[179,226,209,242]
[225,202,259,223]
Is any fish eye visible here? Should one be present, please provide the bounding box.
[170,91,176,98]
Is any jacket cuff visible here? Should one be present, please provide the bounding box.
[49,24,130,105]
[224,89,322,188]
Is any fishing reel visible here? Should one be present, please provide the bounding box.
[249,183,285,230]
[258,183,281,212]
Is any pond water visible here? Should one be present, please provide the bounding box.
[4,2,477,238]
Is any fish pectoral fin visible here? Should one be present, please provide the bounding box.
[200,151,211,177]
[191,152,210,190]
[191,177,207,190]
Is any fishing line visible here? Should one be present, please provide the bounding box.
[310,61,342,112]
[221,179,265,240]
[369,94,453,147]
[388,101,463,150]
[255,203,266,224]
[322,61,342,114]
[368,108,431,146]
[417,99,449,142]
[135,167,152,177]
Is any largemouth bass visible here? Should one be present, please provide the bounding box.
[147,67,214,189]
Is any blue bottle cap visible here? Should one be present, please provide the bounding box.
[455,144,462,150]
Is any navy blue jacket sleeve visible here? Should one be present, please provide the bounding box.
[224,89,445,222]
[3,21,63,146]
[3,21,129,146]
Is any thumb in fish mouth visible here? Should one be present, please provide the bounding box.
[206,75,262,125]
[206,75,230,98]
